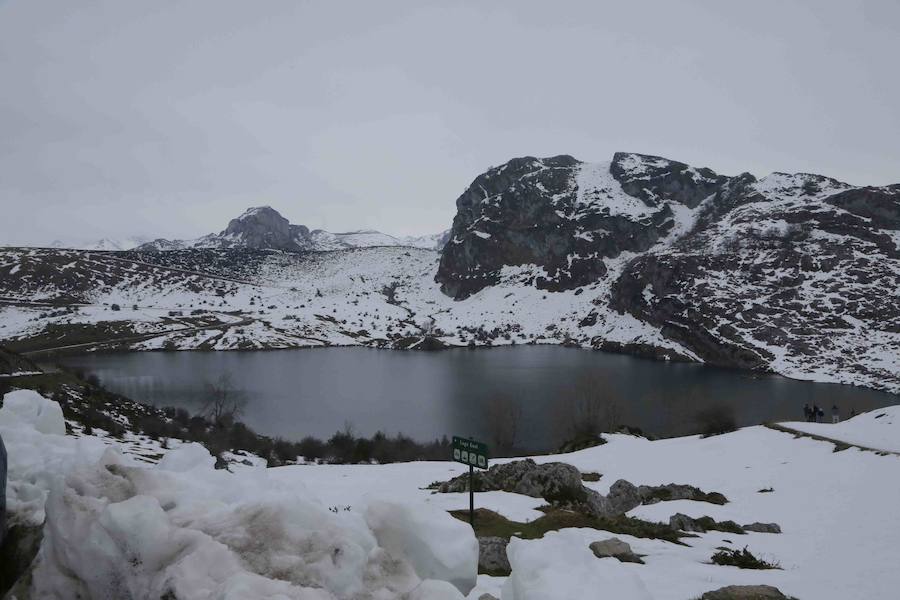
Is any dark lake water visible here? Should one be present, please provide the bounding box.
[58,347,898,452]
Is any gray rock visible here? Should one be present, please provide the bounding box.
[589,537,644,564]
[606,479,642,514]
[699,584,791,599]
[669,512,706,533]
[742,522,782,534]
[437,459,585,503]
[434,460,642,519]
[638,483,727,505]
[477,537,510,575]
[478,595,500,600]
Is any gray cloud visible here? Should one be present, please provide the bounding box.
[1,0,897,246]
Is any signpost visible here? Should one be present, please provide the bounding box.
[452,436,489,525]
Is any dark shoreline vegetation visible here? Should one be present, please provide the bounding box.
[0,366,628,467]
[0,362,458,466]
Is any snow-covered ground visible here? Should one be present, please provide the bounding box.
[3,389,900,599]
[781,405,900,453]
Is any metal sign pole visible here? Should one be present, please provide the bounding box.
[451,435,488,529]
[469,464,474,526]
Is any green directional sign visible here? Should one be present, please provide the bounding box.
[452,436,489,470]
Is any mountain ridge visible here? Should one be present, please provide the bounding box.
[43,206,449,252]
[1,151,898,395]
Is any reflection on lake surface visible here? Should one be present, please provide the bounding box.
[58,346,898,452]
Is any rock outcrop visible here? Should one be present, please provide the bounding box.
[742,522,782,534]
[588,537,644,564]
[699,585,793,599]
[435,459,586,504]
[476,536,510,575]
[434,153,900,392]
[436,153,724,299]
[433,460,727,520]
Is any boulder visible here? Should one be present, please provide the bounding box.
[638,483,727,505]
[477,536,510,575]
[700,584,791,599]
[437,459,585,504]
[606,479,642,514]
[743,522,782,534]
[589,537,644,564]
[669,513,706,533]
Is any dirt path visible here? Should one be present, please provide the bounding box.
[766,423,900,456]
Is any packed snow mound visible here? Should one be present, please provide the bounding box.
[0,402,109,526]
[782,405,900,453]
[157,441,217,472]
[365,500,477,595]
[501,531,652,600]
[0,389,65,435]
[2,395,471,599]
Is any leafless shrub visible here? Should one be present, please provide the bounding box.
[202,372,247,429]
[485,394,522,453]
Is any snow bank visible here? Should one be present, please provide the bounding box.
[782,405,900,453]
[0,396,107,526]
[501,531,652,600]
[0,389,66,435]
[2,394,473,598]
[157,441,217,472]
[365,500,477,595]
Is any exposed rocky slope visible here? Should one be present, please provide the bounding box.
[1,152,898,394]
[436,153,724,298]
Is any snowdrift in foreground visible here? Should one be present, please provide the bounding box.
[0,389,65,435]
[0,392,471,599]
[501,531,651,600]
[365,500,478,594]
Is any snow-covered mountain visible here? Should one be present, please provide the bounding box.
[50,236,152,251]
[2,152,898,394]
[133,206,449,252]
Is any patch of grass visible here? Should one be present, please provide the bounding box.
[449,507,688,545]
[710,547,780,570]
[581,471,602,482]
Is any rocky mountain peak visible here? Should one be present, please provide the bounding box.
[436,152,726,299]
[218,206,310,251]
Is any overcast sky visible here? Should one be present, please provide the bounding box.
[1,0,898,246]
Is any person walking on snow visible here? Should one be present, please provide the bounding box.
[803,403,812,422]
[831,404,840,424]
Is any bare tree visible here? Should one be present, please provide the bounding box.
[485,394,522,453]
[202,372,247,428]
[556,373,621,441]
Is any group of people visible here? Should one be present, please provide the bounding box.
[804,403,842,423]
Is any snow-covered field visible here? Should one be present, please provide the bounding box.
[4,389,900,599]
[782,406,900,454]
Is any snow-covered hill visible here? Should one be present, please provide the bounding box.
[50,236,152,251]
